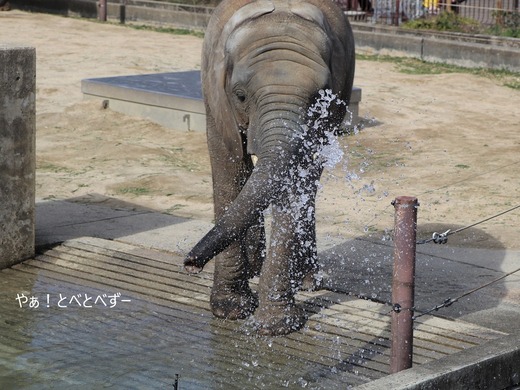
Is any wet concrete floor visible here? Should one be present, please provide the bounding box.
[0,237,505,389]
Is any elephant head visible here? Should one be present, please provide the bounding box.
[183,0,355,335]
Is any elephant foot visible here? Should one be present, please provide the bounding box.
[301,270,324,292]
[210,289,258,320]
[254,304,306,336]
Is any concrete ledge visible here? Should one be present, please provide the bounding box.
[353,30,424,57]
[351,23,520,72]
[350,22,520,49]
[355,332,520,389]
[422,38,520,71]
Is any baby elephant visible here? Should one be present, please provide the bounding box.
[184,0,355,336]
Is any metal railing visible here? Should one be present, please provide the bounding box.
[334,0,520,26]
[372,0,424,24]
[457,0,520,25]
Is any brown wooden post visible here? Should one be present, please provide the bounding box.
[98,0,107,22]
[390,196,418,374]
[496,0,504,26]
[119,0,127,24]
[394,0,401,25]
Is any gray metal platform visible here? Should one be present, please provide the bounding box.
[81,71,362,132]
[0,237,506,388]
[82,71,206,132]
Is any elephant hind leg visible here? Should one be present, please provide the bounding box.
[301,269,324,291]
[244,218,266,278]
[297,232,324,292]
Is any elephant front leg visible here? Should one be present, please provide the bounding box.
[295,167,323,292]
[211,243,258,319]
[254,164,323,335]
[295,212,322,292]
[206,117,263,319]
[254,200,307,336]
[210,171,265,319]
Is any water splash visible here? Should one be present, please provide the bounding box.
[304,89,349,170]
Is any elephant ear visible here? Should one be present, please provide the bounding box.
[289,0,355,104]
[288,2,326,25]
[203,0,275,160]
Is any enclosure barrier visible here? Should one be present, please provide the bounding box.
[335,0,520,26]
[0,45,36,269]
[390,196,418,373]
[389,197,520,372]
[10,0,520,28]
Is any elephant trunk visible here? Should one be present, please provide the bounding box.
[184,113,306,273]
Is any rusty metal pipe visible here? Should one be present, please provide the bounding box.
[390,196,418,374]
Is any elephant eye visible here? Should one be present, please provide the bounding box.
[234,89,247,103]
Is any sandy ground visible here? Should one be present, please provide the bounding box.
[1,10,519,250]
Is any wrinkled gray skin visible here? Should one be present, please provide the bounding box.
[184,0,355,336]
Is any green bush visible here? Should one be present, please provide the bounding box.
[404,9,520,38]
[403,11,481,33]
[488,10,520,38]
[161,0,220,5]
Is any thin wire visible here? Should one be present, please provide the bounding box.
[413,266,520,320]
[447,204,520,235]
[418,160,520,196]
[417,203,520,244]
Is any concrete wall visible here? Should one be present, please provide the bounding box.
[0,45,36,269]
[107,0,212,30]
[355,332,520,390]
[351,23,520,72]
[12,0,213,30]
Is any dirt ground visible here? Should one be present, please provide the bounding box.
[1,10,519,250]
